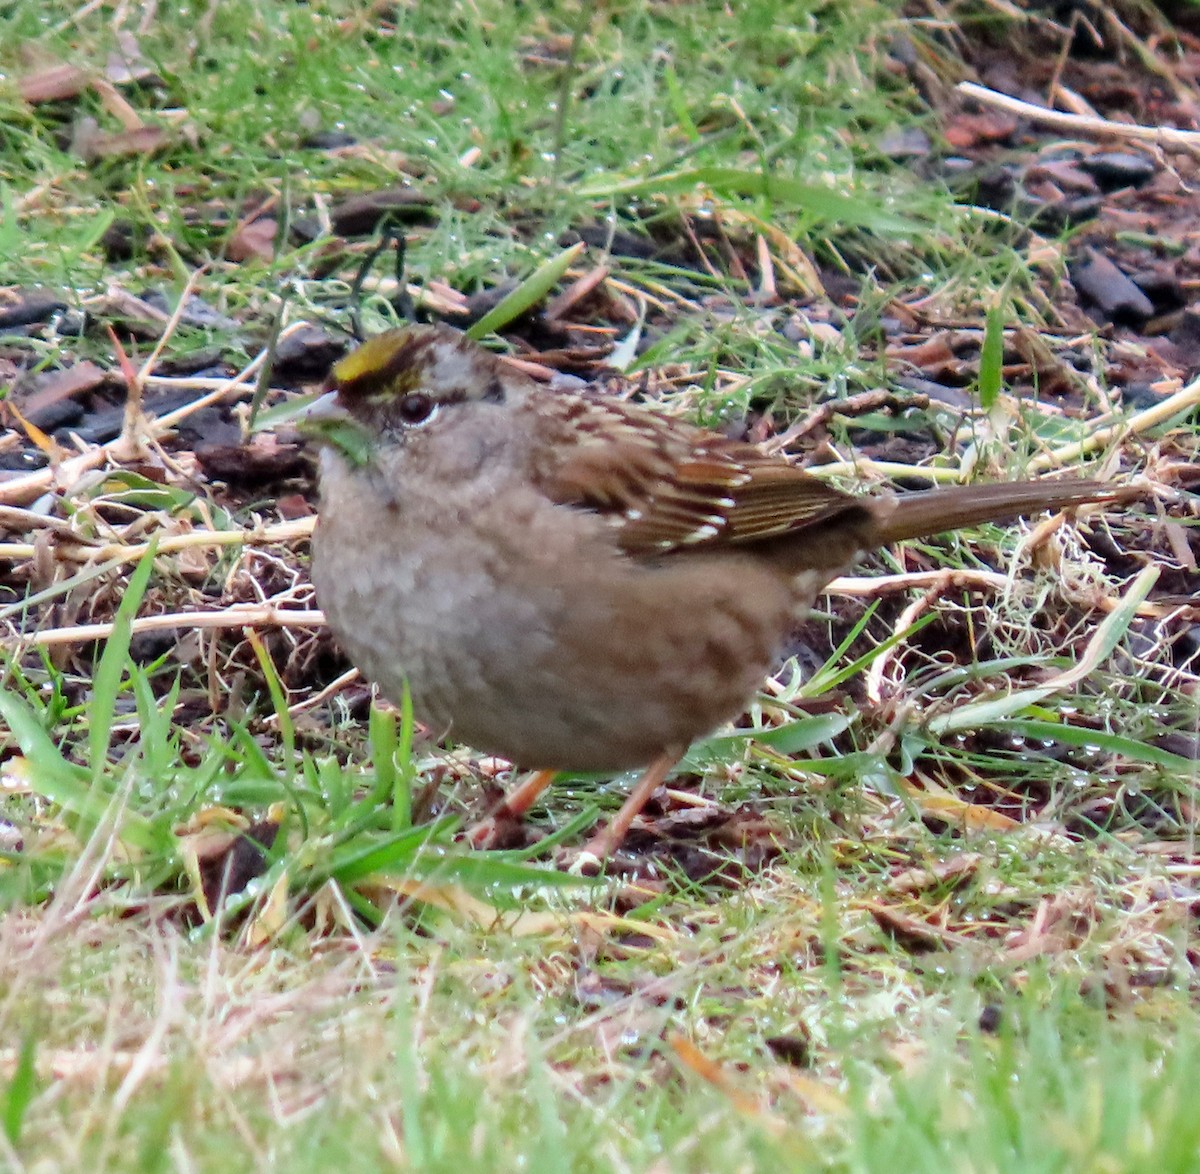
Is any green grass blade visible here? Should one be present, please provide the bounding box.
[368,703,397,811]
[395,685,416,832]
[89,537,158,781]
[979,302,1004,410]
[327,825,449,884]
[801,609,938,698]
[2,1033,38,1145]
[247,630,294,778]
[400,850,591,890]
[1002,719,1199,774]
[0,686,158,852]
[465,242,586,339]
[577,166,921,233]
[929,565,1160,735]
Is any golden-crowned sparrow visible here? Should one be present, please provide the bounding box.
[303,323,1138,858]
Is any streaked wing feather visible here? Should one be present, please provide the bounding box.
[537,398,864,555]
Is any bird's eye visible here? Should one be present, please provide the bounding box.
[396,393,436,426]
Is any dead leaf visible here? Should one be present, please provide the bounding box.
[73,120,170,162]
[4,399,67,462]
[227,218,278,263]
[244,869,290,946]
[1004,892,1094,962]
[899,779,1021,832]
[944,110,1019,149]
[105,31,157,86]
[668,1033,767,1117]
[886,333,956,368]
[20,62,88,103]
[889,853,982,895]
[369,876,676,942]
[544,264,610,322]
[861,900,968,951]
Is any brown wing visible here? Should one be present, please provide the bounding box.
[533,396,866,556]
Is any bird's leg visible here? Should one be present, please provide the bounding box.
[578,749,680,861]
[466,768,559,849]
[468,752,681,861]
[495,768,559,818]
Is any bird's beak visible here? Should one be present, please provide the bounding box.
[299,390,346,424]
[296,391,375,468]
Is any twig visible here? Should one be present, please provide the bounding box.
[18,557,1190,650]
[133,265,210,396]
[957,81,1200,151]
[0,517,315,574]
[1028,372,1200,471]
[0,325,307,508]
[766,390,931,453]
[865,578,947,705]
[805,458,966,484]
[20,605,326,649]
[279,667,361,721]
[811,375,1199,483]
[827,568,1180,619]
[926,564,1163,735]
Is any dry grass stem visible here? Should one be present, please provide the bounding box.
[958,80,1200,151]
[21,604,325,649]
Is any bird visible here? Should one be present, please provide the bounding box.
[301,322,1140,863]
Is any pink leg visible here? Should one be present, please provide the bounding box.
[579,751,679,860]
[466,769,559,849]
[495,768,558,818]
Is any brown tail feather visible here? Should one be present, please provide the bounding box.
[871,479,1140,546]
